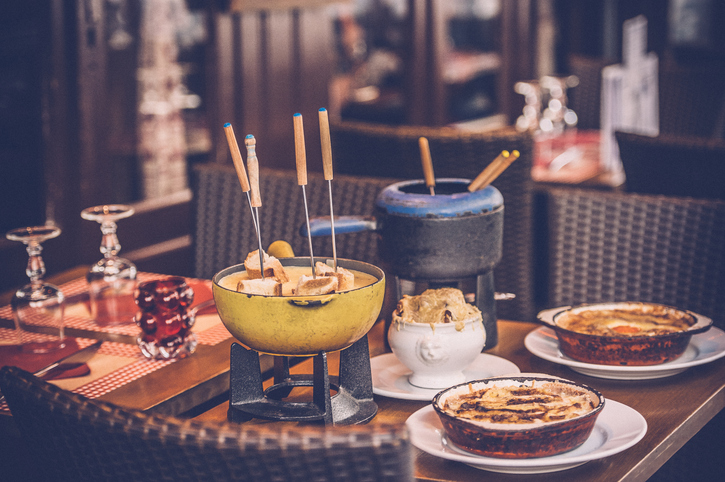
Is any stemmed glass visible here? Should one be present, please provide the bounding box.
[81,205,138,326]
[6,226,66,353]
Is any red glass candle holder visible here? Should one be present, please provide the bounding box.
[134,277,198,359]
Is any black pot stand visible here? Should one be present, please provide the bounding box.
[227,335,377,425]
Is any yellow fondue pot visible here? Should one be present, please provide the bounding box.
[212,257,385,356]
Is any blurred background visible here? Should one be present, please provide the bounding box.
[1,0,724,293]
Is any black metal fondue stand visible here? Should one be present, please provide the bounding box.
[307,178,504,347]
[226,336,376,425]
[376,179,503,347]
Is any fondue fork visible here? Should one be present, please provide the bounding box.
[293,113,316,277]
[468,150,520,192]
[468,150,508,192]
[475,150,519,191]
[418,137,436,195]
[318,108,338,271]
[223,123,260,237]
[245,135,266,279]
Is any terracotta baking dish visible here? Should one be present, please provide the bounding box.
[537,302,713,366]
[433,376,605,459]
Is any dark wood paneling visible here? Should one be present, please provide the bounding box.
[406,0,535,126]
[239,13,264,139]
[209,6,335,171]
[265,10,294,168]
[213,14,236,163]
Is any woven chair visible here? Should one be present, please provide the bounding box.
[615,131,725,201]
[0,366,413,482]
[329,120,536,322]
[543,188,725,327]
[191,164,396,280]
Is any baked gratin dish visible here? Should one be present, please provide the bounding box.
[537,302,712,366]
[433,376,604,458]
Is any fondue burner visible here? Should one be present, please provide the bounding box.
[377,179,503,347]
[305,179,503,347]
[227,336,377,425]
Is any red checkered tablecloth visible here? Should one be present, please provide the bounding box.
[0,273,235,416]
[0,329,173,413]
[0,272,231,346]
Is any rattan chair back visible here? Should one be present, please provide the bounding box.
[191,164,395,280]
[329,121,536,321]
[0,366,413,482]
[616,131,725,201]
[544,188,725,327]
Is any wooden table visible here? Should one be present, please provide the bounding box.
[2,269,724,480]
[0,267,274,416]
[193,321,725,482]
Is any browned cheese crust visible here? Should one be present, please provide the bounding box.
[393,287,481,330]
[557,306,696,337]
[441,382,597,424]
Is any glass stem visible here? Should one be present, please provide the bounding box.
[25,242,45,287]
[100,220,121,258]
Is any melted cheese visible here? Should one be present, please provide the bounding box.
[557,307,695,337]
[219,266,376,296]
[392,288,482,331]
[441,381,597,425]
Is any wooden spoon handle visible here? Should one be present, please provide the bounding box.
[419,137,435,191]
[245,135,262,207]
[319,108,334,181]
[223,123,251,192]
[293,113,308,186]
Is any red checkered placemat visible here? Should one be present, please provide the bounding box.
[73,342,176,399]
[0,272,231,346]
[1,336,178,413]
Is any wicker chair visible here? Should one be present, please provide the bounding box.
[329,121,536,322]
[191,164,396,280]
[615,131,725,201]
[543,188,725,327]
[0,366,413,482]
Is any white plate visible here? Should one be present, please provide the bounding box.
[525,326,725,380]
[406,399,647,474]
[371,353,520,401]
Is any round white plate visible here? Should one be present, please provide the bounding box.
[371,353,520,401]
[525,326,725,380]
[406,399,647,474]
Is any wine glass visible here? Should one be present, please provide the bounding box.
[6,225,66,353]
[81,204,138,326]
